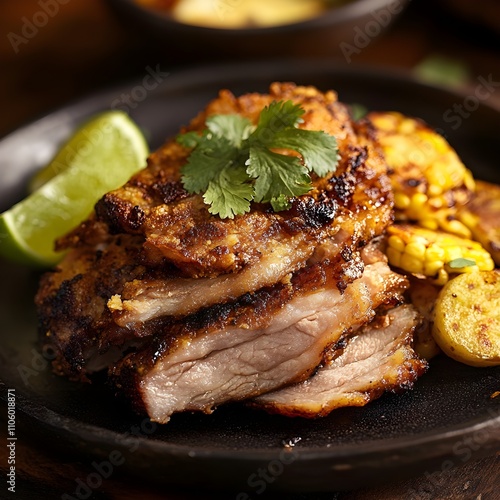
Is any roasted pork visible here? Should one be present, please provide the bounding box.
[253,305,427,417]
[113,259,407,423]
[35,82,427,423]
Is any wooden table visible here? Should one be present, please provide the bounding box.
[1,1,499,498]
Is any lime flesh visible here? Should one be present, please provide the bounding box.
[0,111,149,266]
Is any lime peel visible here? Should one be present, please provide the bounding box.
[0,111,149,267]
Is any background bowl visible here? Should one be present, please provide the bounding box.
[106,0,410,59]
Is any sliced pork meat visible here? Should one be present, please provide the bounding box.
[33,82,420,424]
[36,82,394,383]
[107,229,352,326]
[252,305,428,418]
[112,261,407,423]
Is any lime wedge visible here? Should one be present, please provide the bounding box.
[0,111,149,267]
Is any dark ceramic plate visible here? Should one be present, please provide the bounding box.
[1,61,499,493]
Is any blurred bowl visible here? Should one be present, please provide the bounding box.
[106,0,410,59]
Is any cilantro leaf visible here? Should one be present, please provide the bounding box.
[176,131,203,149]
[255,100,304,133]
[176,100,340,218]
[267,128,339,177]
[248,100,338,179]
[181,134,240,194]
[203,166,254,219]
[448,258,477,269]
[270,193,291,212]
[247,148,311,204]
[206,114,254,148]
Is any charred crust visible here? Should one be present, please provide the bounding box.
[184,221,227,244]
[49,274,84,317]
[109,358,148,415]
[95,195,145,234]
[289,195,338,230]
[330,171,357,204]
[150,181,188,205]
[348,146,368,171]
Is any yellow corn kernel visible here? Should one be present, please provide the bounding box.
[399,118,416,134]
[371,114,397,131]
[457,210,479,230]
[420,218,439,231]
[401,253,424,274]
[428,185,443,197]
[464,169,476,191]
[474,255,495,271]
[409,234,428,246]
[439,219,471,239]
[405,241,427,260]
[432,268,449,286]
[428,197,445,209]
[445,246,464,262]
[370,112,476,238]
[386,247,402,268]
[426,243,445,262]
[424,260,444,276]
[423,131,448,154]
[411,193,428,207]
[388,235,405,253]
[394,192,411,209]
[386,223,494,285]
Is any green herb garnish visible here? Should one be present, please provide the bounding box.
[448,258,477,269]
[177,100,339,219]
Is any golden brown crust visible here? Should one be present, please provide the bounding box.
[37,82,394,382]
[83,83,392,278]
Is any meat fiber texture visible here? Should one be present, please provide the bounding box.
[35,82,423,423]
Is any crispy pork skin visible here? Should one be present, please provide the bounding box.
[113,261,407,423]
[252,305,427,418]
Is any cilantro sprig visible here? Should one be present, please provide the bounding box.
[177,100,339,219]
